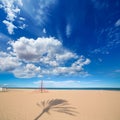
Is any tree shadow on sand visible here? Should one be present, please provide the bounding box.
[34,99,78,120]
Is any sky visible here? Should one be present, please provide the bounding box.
[0,0,120,88]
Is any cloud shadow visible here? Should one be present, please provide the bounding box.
[34,99,78,120]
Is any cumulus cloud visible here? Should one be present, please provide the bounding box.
[9,37,90,77]
[0,51,21,71]
[0,51,41,78]
[0,0,23,34]
[10,37,77,65]
[0,36,91,78]
[0,0,22,21]
[47,56,90,76]
[12,64,41,78]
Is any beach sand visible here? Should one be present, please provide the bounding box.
[0,89,120,120]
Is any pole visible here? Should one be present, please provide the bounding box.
[41,80,43,93]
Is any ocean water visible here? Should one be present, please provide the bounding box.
[7,87,120,91]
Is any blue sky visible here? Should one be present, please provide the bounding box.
[0,0,120,88]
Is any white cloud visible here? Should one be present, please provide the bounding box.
[7,47,12,51]
[34,0,57,25]
[22,0,57,25]
[34,80,81,88]
[18,17,27,30]
[92,23,120,55]
[0,36,91,78]
[10,37,77,65]
[48,56,91,76]
[19,24,26,29]
[43,28,46,34]
[19,17,25,21]
[115,19,120,27]
[0,50,41,78]
[3,20,17,34]
[72,56,90,68]
[0,51,21,71]
[0,0,23,34]
[1,0,57,34]
[12,64,41,78]
[48,66,90,76]
[0,0,22,21]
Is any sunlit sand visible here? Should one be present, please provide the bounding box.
[0,89,120,120]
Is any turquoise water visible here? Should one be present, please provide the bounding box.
[8,87,120,91]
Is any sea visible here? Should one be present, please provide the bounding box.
[7,87,120,91]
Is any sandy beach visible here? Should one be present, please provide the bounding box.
[0,89,120,120]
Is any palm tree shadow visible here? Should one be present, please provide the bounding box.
[34,99,78,120]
